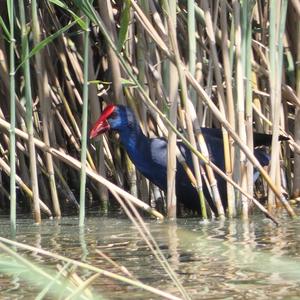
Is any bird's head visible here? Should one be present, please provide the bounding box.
[90,104,135,139]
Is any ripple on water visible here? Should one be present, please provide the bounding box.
[0,209,300,299]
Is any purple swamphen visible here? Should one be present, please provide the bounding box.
[90,104,282,216]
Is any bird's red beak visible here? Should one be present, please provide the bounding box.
[90,104,116,139]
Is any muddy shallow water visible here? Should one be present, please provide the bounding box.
[0,209,300,299]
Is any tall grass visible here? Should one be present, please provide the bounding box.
[0,1,299,224]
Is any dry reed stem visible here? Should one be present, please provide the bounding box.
[130,1,295,217]
[0,117,164,220]
[32,1,61,218]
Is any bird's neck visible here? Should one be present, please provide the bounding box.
[118,122,148,155]
[117,121,166,190]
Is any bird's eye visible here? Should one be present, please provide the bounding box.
[109,112,117,119]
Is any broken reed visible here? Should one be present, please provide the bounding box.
[0,1,299,224]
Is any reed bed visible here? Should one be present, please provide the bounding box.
[0,1,299,225]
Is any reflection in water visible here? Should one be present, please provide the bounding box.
[168,221,180,272]
[79,227,89,262]
[0,210,300,299]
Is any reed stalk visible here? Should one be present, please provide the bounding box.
[187,0,197,106]
[0,116,164,219]
[48,71,96,171]
[132,4,162,202]
[166,0,177,218]
[8,0,16,230]
[18,0,41,223]
[167,99,177,218]
[0,156,52,216]
[294,16,300,197]
[79,17,90,227]
[98,0,125,105]
[0,0,299,224]
[164,0,208,219]
[31,0,61,218]
[201,0,230,218]
[186,70,295,218]
[80,0,294,219]
[233,0,248,218]
[267,0,278,210]
[135,0,148,203]
[220,0,236,217]
[88,47,108,211]
[268,0,288,211]
[242,1,254,210]
[97,0,140,202]
[295,107,300,197]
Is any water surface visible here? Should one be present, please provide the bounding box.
[0,209,300,299]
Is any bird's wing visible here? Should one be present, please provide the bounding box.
[149,138,168,167]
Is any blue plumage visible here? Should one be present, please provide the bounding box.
[90,105,279,215]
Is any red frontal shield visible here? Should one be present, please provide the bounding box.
[90,104,116,138]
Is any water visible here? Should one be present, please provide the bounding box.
[0,209,300,299]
